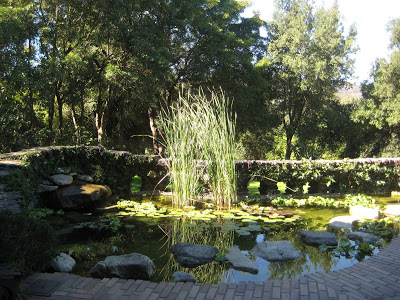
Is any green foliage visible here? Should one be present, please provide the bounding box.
[256,159,399,194]
[29,208,64,219]
[4,168,34,206]
[0,210,58,275]
[214,252,228,265]
[271,194,376,209]
[267,0,357,159]
[358,219,399,240]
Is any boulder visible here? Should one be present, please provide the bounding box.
[225,247,258,274]
[383,205,400,217]
[77,174,94,183]
[51,253,76,273]
[299,231,338,247]
[350,206,379,220]
[172,271,196,283]
[36,184,58,193]
[90,253,155,280]
[49,174,73,186]
[328,216,359,230]
[251,241,301,262]
[346,232,380,244]
[170,243,219,268]
[55,182,112,210]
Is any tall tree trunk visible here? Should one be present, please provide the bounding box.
[71,104,80,144]
[285,133,293,160]
[96,84,113,144]
[148,107,162,155]
[48,96,55,144]
[55,81,63,137]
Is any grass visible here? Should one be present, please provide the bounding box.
[130,175,142,193]
[247,180,260,195]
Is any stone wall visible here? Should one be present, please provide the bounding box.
[1,146,400,196]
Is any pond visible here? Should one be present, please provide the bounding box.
[47,195,399,284]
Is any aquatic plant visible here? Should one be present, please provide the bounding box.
[158,89,237,208]
[271,194,376,209]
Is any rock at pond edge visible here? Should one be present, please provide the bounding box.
[172,271,196,283]
[170,242,219,268]
[226,247,258,274]
[299,230,338,247]
[51,253,76,273]
[251,241,301,262]
[89,253,155,280]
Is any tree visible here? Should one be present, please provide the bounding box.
[267,0,357,159]
[352,18,400,157]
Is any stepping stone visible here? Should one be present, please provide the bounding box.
[51,253,76,273]
[170,243,219,268]
[299,230,338,246]
[346,232,381,244]
[225,247,258,274]
[251,241,301,262]
[49,174,73,186]
[350,206,379,220]
[328,216,359,230]
[172,271,196,282]
[383,205,400,217]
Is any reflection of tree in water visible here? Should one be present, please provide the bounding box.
[267,235,336,280]
[158,216,235,284]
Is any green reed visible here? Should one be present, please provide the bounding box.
[158,89,237,207]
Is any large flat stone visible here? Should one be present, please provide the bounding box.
[226,247,258,274]
[350,206,379,220]
[55,183,112,210]
[251,241,301,262]
[346,232,380,244]
[170,243,219,268]
[383,205,400,217]
[299,230,338,247]
[49,174,73,186]
[90,253,155,280]
[328,216,359,230]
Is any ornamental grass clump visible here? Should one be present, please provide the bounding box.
[158,89,237,208]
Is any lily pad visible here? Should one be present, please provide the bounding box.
[143,220,157,226]
[235,229,251,236]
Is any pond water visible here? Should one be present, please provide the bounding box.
[47,195,399,284]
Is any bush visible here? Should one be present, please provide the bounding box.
[0,211,58,275]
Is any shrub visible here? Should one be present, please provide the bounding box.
[0,211,58,275]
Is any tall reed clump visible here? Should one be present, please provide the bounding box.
[158,89,237,208]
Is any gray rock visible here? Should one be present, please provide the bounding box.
[226,247,258,274]
[251,241,301,262]
[36,184,58,193]
[77,174,94,183]
[172,271,196,283]
[328,216,359,230]
[383,205,400,217]
[350,206,379,220]
[56,168,69,174]
[170,243,219,268]
[49,174,73,186]
[55,183,112,210]
[346,232,380,244]
[51,253,76,273]
[299,231,338,247]
[90,253,155,280]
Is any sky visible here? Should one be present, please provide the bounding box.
[242,0,400,84]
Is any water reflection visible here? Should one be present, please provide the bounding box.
[158,217,235,284]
